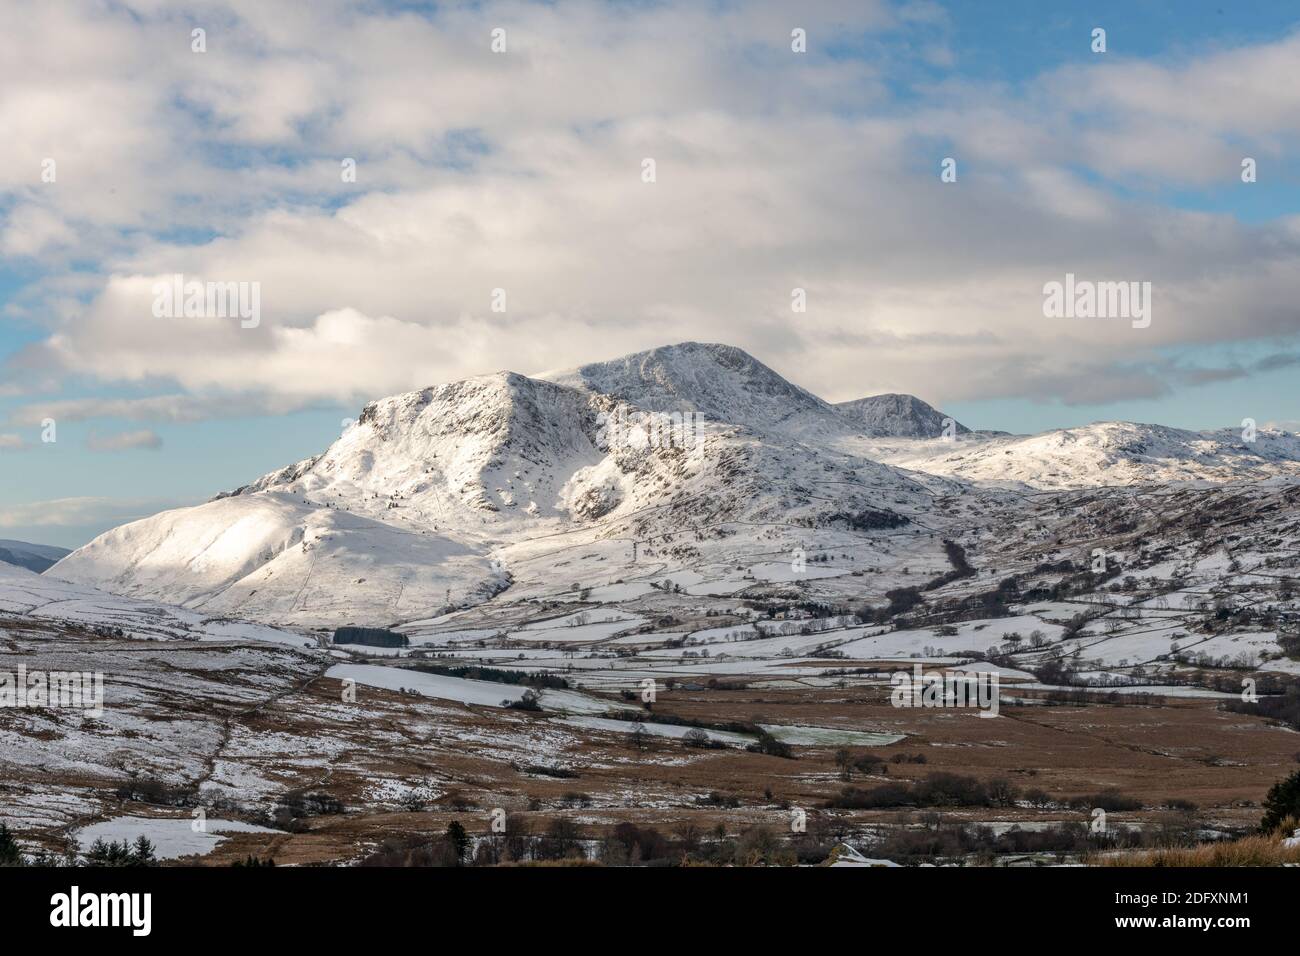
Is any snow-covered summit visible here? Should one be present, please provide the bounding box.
[541,341,846,440]
[53,349,934,624]
[47,342,1300,625]
[835,393,969,439]
[224,371,606,520]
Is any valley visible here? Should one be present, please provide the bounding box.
[5,343,1300,867]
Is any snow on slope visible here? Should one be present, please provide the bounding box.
[210,369,761,533]
[75,817,279,861]
[541,341,853,441]
[869,421,1300,490]
[0,561,311,647]
[834,393,969,438]
[50,492,499,627]
[52,373,613,625]
[326,662,624,714]
[50,342,1300,629]
[0,539,70,573]
[222,372,610,522]
[54,350,937,626]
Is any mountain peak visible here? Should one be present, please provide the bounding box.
[539,341,839,439]
[835,393,969,438]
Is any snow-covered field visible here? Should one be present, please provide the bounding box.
[326,663,628,715]
[75,816,278,861]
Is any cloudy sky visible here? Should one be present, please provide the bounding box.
[3,0,1300,547]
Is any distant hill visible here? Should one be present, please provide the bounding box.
[834,393,969,438]
[0,539,71,574]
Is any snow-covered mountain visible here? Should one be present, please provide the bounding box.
[52,492,499,626]
[872,420,1300,490]
[541,342,851,441]
[222,372,606,521]
[0,539,70,574]
[835,393,969,438]
[47,342,1300,626]
[51,350,933,625]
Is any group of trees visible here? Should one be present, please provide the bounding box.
[410,662,570,690]
[364,817,841,867]
[84,836,158,867]
[0,824,157,868]
[827,772,1022,810]
[834,749,889,781]
[362,821,472,867]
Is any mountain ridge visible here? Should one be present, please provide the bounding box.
[48,341,1300,625]
[0,539,71,574]
[834,393,970,438]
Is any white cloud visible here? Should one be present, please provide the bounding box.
[7,393,311,426]
[85,429,163,452]
[0,496,186,529]
[3,0,1300,413]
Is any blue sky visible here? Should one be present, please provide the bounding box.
[3,0,1300,547]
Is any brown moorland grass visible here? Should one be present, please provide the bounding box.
[1095,834,1300,867]
[493,859,605,867]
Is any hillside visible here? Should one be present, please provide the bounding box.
[0,539,70,574]
[872,421,1300,490]
[834,393,970,438]
[51,349,935,625]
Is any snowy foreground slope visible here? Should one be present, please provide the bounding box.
[0,560,313,647]
[50,341,1300,628]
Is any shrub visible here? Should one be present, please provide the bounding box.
[0,824,22,866]
[1260,769,1300,834]
[1066,789,1142,812]
[611,822,669,862]
[444,821,471,865]
[682,728,726,750]
[505,688,544,712]
[746,731,794,759]
[113,777,197,807]
[695,791,741,809]
[853,753,887,775]
[361,833,463,867]
[825,772,1019,810]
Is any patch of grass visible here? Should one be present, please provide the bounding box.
[1095,834,1300,867]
